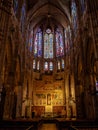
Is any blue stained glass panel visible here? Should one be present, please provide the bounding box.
[44,29,53,59]
[49,34,53,58]
[44,62,48,71]
[56,29,64,57]
[38,31,42,57]
[34,28,42,57]
[62,59,64,69]
[34,34,38,56]
[64,29,68,52]
[44,34,48,58]
[50,62,53,71]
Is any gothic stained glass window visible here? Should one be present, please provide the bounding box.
[58,61,61,70]
[34,33,38,57]
[71,0,78,35]
[33,60,36,69]
[44,62,48,71]
[20,1,26,34]
[34,28,42,57]
[44,29,53,59]
[32,26,66,72]
[49,62,53,71]
[56,29,64,57]
[13,0,18,15]
[37,61,40,70]
[62,59,64,69]
[28,30,33,52]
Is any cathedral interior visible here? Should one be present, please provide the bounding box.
[0,0,98,129]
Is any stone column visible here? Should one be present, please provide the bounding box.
[3,85,13,119]
[65,74,70,118]
[16,85,22,118]
[70,75,76,118]
[0,0,12,87]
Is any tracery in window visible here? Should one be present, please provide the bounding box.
[34,28,42,57]
[56,29,64,57]
[32,26,66,73]
[44,29,53,59]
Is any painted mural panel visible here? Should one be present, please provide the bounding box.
[34,93,46,106]
[32,106,45,117]
[51,92,63,105]
[34,81,63,91]
[33,78,64,106]
[34,92,63,106]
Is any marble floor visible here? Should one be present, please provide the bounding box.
[39,123,58,130]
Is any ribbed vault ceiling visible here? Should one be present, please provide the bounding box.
[27,0,71,28]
